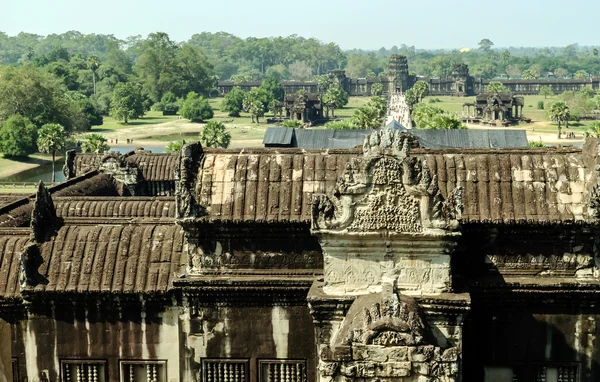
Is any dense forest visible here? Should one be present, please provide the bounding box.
[2,31,600,82]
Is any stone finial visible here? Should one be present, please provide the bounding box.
[30,181,56,243]
[62,149,77,179]
[175,141,204,219]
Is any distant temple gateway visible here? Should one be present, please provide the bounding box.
[462,93,526,126]
[2,130,600,382]
[218,55,600,97]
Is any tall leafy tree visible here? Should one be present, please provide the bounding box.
[352,106,381,129]
[506,64,521,79]
[0,115,37,157]
[412,104,465,130]
[486,82,510,94]
[584,122,600,139]
[134,32,179,103]
[88,55,100,95]
[259,76,285,103]
[412,81,430,103]
[220,87,246,117]
[322,86,348,118]
[427,56,455,77]
[367,97,387,120]
[287,60,313,80]
[522,68,541,80]
[548,101,570,139]
[37,123,69,181]
[110,82,144,123]
[404,89,419,110]
[199,121,231,148]
[371,83,383,97]
[554,68,569,79]
[478,39,494,52]
[539,86,554,99]
[176,44,216,96]
[242,88,269,123]
[0,65,83,131]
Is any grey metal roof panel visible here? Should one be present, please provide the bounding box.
[263,127,294,145]
[386,120,409,131]
[411,129,528,149]
[294,129,333,149]
[264,127,528,149]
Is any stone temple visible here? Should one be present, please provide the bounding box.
[1,130,600,382]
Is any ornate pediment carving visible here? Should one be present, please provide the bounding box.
[335,289,430,348]
[312,127,462,234]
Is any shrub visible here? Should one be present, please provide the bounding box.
[220,86,246,117]
[180,92,213,122]
[325,119,356,130]
[166,140,184,153]
[528,140,545,148]
[281,119,304,128]
[537,101,544,110]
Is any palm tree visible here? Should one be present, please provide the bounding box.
[584,122,600,139]
[81,133,110,153]
[88,55,100,96]
[548,102,571,139]
[37,124,68,182]
[323,86,344,118]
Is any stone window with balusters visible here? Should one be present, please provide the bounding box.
[259,360,307,382]
[202,359,249,382]
[120,361,166,382]
[61,360,107,382]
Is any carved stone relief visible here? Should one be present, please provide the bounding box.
[311,127,462,296]
[312,129,462,234]
[315,288,461,382]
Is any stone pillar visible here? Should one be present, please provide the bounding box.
[309,128,470,382]
[0,319,12,382]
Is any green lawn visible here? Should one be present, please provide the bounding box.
[92,111,180,133]
[0,153,55,179]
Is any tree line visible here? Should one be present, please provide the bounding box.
[3,32,600,82]
[1,31,600,162]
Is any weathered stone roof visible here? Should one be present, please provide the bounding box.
[0,228,29,299]
[196,147,589,224]
[71,151,180,182]
[196,149,358,222]
[54,197,176,219]
[30,223,185,294]
[0,173,118,227]
[124,151,180,181]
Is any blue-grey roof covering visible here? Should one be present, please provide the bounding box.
[263,128,371,149]
[385,120,528,149]
[262,127,294,145]
[264,123,529,149]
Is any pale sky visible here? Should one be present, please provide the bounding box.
[1,0,598,50]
